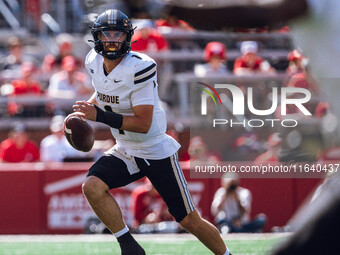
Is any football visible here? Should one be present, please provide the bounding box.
[64,116,95,152]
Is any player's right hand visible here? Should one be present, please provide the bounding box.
[72,101,97,121]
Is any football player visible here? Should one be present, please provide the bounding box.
[70,9,231,255]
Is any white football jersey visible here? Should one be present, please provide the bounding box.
[85,49,180,159]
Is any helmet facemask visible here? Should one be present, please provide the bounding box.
[90,10,135,60]
[92,29,132,60]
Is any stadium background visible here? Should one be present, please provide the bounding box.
[0,0,339,254]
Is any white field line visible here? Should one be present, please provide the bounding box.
[0,233,292,243]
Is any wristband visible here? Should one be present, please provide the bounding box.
[94,105,123,129]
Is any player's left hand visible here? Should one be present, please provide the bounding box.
[72,101,97,121]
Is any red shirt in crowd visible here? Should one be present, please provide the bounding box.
[11,79,43,95]
[130,184,170,226]
[155,19,193,30]
[8,79,43,115]
[0,138,40,162]
[131,29,169,52]
[233,55,264,73]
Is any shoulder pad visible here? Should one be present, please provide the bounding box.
[85,49,97,66]
[126,52,157,85]
[85,49,100,75]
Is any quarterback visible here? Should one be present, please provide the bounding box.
[71,9,231,255]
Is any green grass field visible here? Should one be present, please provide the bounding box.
[0,234,289,255]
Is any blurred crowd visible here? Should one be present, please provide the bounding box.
[0,33,92,118]
[0,11,337,236]
[0,14,336,165]
[0,17,300,117]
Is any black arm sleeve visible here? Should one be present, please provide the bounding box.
[94,105,123,129]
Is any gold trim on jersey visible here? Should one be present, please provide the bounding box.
[134,63,157,84]
[134,66,156,82]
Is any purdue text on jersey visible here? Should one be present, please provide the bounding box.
[97,91,119,104]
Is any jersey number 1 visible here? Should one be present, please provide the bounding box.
[104,105,125,135]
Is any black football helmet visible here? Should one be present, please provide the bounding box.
[90,10,134,60]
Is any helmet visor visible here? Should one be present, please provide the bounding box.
[100,30,126,42]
